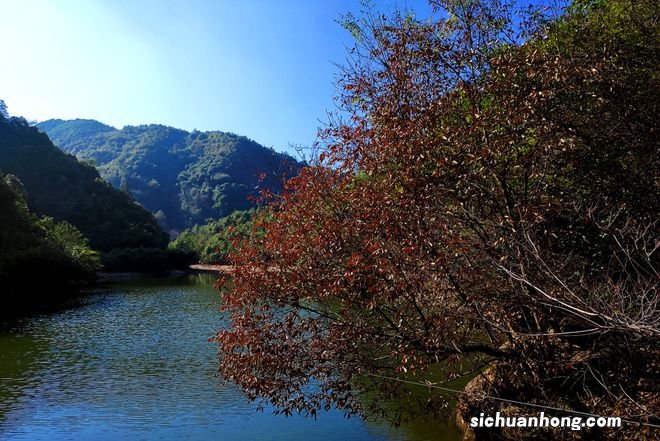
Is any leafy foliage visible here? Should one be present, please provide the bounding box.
[216,0,659,437]
[37,120,302,231]
[169,209,256,264]
[36,217,102,274]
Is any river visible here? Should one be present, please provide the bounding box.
[0,274,462,440]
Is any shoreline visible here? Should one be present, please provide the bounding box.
[96,264,232,282]
[188,264,233,274]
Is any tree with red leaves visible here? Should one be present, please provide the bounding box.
[215,1,658,437]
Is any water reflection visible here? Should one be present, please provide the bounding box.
[0,274,460,441]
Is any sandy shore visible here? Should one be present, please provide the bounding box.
[188,264,233,273]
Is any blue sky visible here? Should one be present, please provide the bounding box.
[0,0,432,154]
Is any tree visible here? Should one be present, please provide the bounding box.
[36,217,102,274]
[0,99,8,120]
[216,0,658,437]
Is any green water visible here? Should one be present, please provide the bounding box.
[0,274,461,440]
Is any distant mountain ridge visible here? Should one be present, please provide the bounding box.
[38,119,302,231]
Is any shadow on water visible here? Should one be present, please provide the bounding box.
[0,331,49,423]
[0,273,461,441]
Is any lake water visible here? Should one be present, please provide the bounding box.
[0,274,462,440]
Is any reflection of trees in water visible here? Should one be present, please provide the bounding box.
[0,331,49,423]
[356,362,473,441]
[363,408,463,441]
[0,275,223,411]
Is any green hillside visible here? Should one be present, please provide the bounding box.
[0,116,169,263]
[168,209,257,264]
[38,120,302,231]
[0,171,101,310]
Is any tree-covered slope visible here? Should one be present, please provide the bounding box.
[0,172,101,311]
[168,209,257,264]
[0,117,169,253]
[35,118,115,155]
[37,120,302,231]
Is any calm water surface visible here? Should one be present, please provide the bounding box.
[0,274,461,440]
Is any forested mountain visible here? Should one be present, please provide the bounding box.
[0,116,169,263]
[38,119,302,231]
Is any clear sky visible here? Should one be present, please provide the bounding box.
[0,0,431,155]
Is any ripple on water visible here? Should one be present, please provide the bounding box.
[0,275,460,441]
